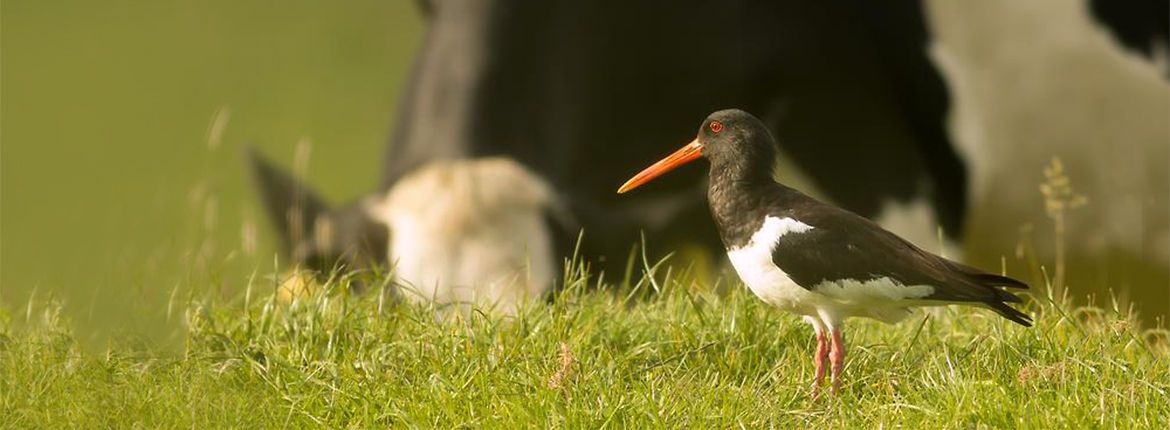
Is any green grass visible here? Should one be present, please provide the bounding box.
[2,264,1166,429]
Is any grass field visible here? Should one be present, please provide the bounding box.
[2,4,1167,427]
[3,261,1167,428]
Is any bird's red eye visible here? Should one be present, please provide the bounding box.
[709,121,723,133]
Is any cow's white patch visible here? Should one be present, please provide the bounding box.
[929,0,1169,264]
[726,216,816,312]
[370,157,554,314]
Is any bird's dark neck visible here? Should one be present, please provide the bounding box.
[707,161,795,249]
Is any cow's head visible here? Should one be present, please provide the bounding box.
[246,148,389,279]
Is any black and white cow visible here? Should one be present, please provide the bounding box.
[253,0,962,277]
[249,0,1167,308]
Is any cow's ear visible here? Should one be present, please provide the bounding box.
[245,146,331,258]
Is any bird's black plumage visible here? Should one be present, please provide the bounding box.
[701,109,1031,326]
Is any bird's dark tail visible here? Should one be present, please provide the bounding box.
[946,261,1033,326]
[936,259,1033,326]
[989,300,1033,327]
[972,272,1032,327]
[971,273,1029,291]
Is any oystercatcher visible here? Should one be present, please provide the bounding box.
[618,109,1030,396]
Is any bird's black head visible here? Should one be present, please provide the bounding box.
[618,109,777,193]
[696,109,777,176]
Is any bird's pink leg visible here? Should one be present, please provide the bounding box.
[812,330,829,399]
[829,329,846,394]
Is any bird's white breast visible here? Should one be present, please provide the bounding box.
[726,216,816,312]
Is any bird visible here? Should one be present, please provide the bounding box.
[617,109,1031,397]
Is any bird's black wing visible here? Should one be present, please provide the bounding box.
[769,196,1031,325]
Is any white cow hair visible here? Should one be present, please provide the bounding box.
[369,157,554,314]
[927,0,1169,263]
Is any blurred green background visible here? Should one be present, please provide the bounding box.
[2,1,422,341]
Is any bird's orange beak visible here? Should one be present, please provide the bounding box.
[617,138,703,194]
